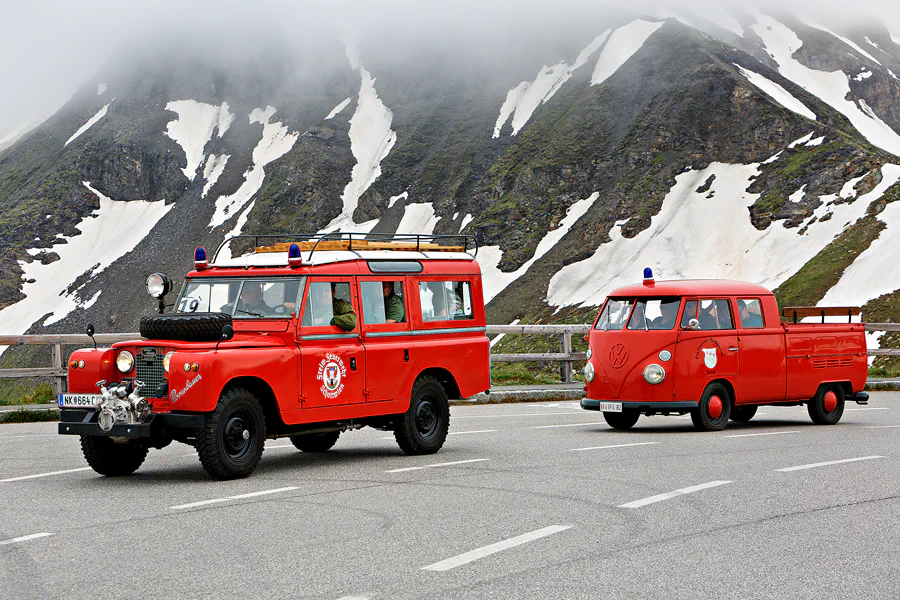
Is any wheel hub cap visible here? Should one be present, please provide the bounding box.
[708,395,723,420]
[225,416,251,457]
[416,400,438,436]
[824,390,838,413]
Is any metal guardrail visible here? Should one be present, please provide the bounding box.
[1,323,898,391]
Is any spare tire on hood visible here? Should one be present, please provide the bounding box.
[139,312,232,342]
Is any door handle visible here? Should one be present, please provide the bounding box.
[728,347,739,352]
[350,357,357,371]
[404,349,410,362]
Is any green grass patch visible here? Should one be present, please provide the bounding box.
[0,382,56,406]
[491,362,562,386]
[0,408,59,424]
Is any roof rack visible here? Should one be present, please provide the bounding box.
[212,232,477,264]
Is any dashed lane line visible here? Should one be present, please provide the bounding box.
[0,467,92,483]
[168,486,301,510]
[775,456,883,472]
[569,442,660,452]
[0,532,54,546]
[532,422,606,429]
[866,425,900,429]
[449,429,498,436]
[845,407,889,411]
[421,525,572,572]
[453,412,590,419]
[385,458,488,474]
[724,431,799,438]
[618,480,733,509]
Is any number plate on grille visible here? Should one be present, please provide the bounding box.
[597,402,622,412]
[59,394,101,408]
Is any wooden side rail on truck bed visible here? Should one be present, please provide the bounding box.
[782,306,862,324]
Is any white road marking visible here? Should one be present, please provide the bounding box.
[776,456,883,472]
[448,429,497,436]
[0,532,54,545]
[0,433,60,439]
[385,458,488,473]
[619,480,732,509]
[866,425,900,429]
[265,443,294,449]
[569,442,660,452]
[845,407,889,411]
[0,467,91,483]
[532,422,606,429]
[336,596,370,600]
[724,431,799,438]
[454,412,584,419]
[421,525,572,571]
[169,486,300,510]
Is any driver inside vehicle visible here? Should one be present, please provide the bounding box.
[236,283,275,317]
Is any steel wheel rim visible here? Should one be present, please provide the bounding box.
[415,398,439,438]
[224,412,252,459]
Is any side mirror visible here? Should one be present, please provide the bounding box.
[86,323,97,349]
[215,324,234,352]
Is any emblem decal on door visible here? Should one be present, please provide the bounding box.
[702,348,718,369]
[317,353,347,399]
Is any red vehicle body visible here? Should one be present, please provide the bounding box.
[581,274,869,431]
[59,234,490,479]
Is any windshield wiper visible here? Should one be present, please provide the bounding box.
[235,309,263,317]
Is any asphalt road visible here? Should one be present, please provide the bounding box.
[1,394,898,599]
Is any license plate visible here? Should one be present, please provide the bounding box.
[58,394,101,408]
[597,402,622,413]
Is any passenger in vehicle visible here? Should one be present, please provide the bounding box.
[651,300,680,329]
[382,282,405,323]
[235,283,275,317]
[739,300,764,328]
[699,303,718,330]
[306,283,357,331]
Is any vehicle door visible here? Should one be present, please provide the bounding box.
[734,297,786,403]
[674,298,740,402]
[358,277,412,402]
[297,278,366,408]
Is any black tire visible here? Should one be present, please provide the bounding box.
[139,312,232,342]
[394,376,450,455]
[290,431,340,452]
[730,406,758,423]
[807,384,845,425]
[691,382,732,431]
[603,410,640,430]
[196,387,265,480]
[80,436,149,476]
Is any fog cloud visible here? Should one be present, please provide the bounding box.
[1,0,899,137]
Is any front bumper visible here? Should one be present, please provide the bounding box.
[582,399,699,413]
[58,410,205,439]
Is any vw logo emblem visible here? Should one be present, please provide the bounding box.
[608,344,629,369]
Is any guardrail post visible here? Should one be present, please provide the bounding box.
[559,332,573,383]
[52,342,66,395]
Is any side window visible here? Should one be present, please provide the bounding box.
[698,298,734,330]
[420,281,473,321]
[302,281,355,329]
[360,281,406,324]
[737,298,765,329]
[681,300,698,328]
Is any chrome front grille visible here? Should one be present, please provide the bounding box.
[136,348,166,397]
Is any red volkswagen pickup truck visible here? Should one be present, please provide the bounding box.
[581,270,869,431]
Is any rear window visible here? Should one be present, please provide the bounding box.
[627,298,681,330]
[419,281,473,321]
[595,298,633,330]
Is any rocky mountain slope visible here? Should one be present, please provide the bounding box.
[2,6,900,386]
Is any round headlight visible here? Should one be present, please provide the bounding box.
[658,350,672,362]
[586,347,593,360]
[146,273,170,298]
[583,362,595,382]
[116,350,135,373]
[643,364,666,385]
[163,351,174,373]
[183,362,191,372]
[77,360,85,369]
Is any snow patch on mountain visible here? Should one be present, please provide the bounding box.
[547,163,900,308]
[789,131,815,147]
[459,214,474,231]
[591,20,664,86]
[97,83,107,95]
[0,182,172,352]
[853,69,873,81]
[840,173,868,199]
[165,100,234,180]
[217,200,256,262]
[396,202,440,235]
[806,136,825,146]
[201,154,229,198]
[495,30,610,137]
[749,11,900,157]
[326,97,352,120]
[761,150,783,164]
[65,103,110,146]
[789,184,807,203]
[734,64,816,120]
[209,106,298,228]
[324,66,397,231]
[0,118,41,152]
[482,192,598,303]
[387,191,408,209]
[818,164,900,307]
[806,21,881,65]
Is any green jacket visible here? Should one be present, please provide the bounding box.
[385,293,405,323]
[331,298,357,331]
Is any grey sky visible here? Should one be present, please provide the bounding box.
[1,0,899,137]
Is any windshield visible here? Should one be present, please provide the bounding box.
[627,298,681,330]
[177,277,305,318]
[594,298,633,330]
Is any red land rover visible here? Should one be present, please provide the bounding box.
[581,269,869,431]
[58,233,491,479]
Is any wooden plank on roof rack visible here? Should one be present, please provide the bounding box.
[255,240,466,253]
[781,306,861,319]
